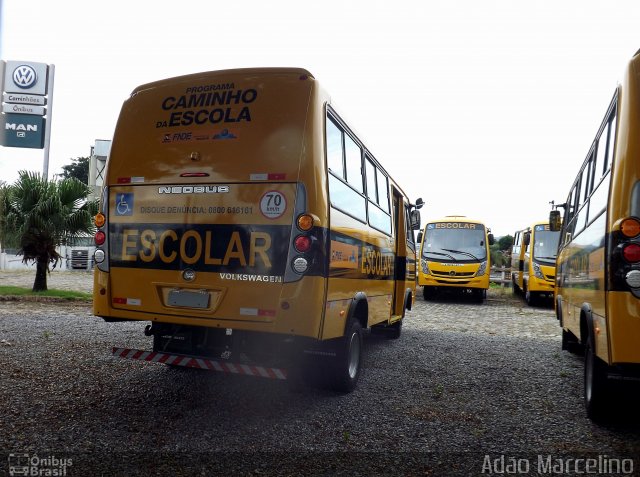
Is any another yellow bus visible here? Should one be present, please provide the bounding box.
[551,50,640,420]
[511,221,560,306]
[92,68,423,392]
[417,216,494,302]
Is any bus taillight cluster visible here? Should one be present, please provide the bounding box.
[94,212,107,266]
[291,214,314,274]
[618,217,640,290]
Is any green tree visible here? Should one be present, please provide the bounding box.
[498,235,513,251]
[58,157,90,183]
[490,235,514,267]
[0,171,98,291]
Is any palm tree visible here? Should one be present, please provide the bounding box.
[0,171,98,291]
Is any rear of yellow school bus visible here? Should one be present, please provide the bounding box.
[417,216,494,302]
[92,68,416,392]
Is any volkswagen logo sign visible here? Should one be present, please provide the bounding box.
[182,269,196,282]
[12,65,38,89]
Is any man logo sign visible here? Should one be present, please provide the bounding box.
[12,65,38,89]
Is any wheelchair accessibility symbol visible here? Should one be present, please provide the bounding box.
[115,193,134,216]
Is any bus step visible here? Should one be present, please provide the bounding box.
[111,347,288,380]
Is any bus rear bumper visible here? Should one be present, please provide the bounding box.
[112,347,290,380]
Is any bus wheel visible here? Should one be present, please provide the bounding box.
[423,286,435,300]
[387,319,402,339]
[330,319,363,393]
[561,329,583,355]
[584,335,609,420]
[525,288,537,306]
[472,289,484,303]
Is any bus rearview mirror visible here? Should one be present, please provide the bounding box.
[410,210,421,230]
[549,210,561,231]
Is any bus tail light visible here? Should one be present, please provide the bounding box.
[297,214,314,231]
[294,235,311,253]
[94,249,106,264]
[95,187,110,273]
[95,213,106,228]
[95,230,106,246]
[626,270,640,288]
[622,243,640,263]
[621,218,640,238]
[292,257,309,274]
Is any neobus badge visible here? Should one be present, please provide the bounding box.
[158,185,230,194]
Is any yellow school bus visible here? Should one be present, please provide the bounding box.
[417,216,494,302]
[511,221,560,306]
[551,50,640,419]
[92,68,423,392]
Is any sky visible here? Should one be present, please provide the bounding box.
[1,0,639,237]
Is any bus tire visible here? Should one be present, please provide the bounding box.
[473,289,484,303]
[561,329,582,355]
[525,287,537,306]
[584,335,609,421]
[329,319,363,393]
[387,319,402,339]
[423,286,435,300]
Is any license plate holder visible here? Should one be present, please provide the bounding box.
[167,289,210,309]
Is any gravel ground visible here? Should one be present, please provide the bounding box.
[0,272,639,476]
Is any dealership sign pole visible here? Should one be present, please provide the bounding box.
[1,60,55,178]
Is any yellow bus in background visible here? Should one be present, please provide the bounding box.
[92,68,423,392]
[511,221,560,306]
[417,216,494,302]
[551,50,640,420]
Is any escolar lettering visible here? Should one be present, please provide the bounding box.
[360,246,393,277]
[121,228,272,267]
[435,222,477,229]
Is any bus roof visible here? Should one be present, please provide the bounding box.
[107,67,319,185]
[130,67,315,95]
[428,216,487,225]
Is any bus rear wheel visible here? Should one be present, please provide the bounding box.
[584,335,609,420]
[329,319,363,393]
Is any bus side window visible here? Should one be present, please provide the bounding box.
[575,170,585,215]
[595,132,606,181]
[365,158,377,203]
[405,204,414,247]
[364,156,392,235]
[583,148,595,200]
[605,109,617,174]
[562,187,576,245]
[344,133,363,193]
[327,118,344,176]
[327,115,366,222]
[378,169,390,213]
